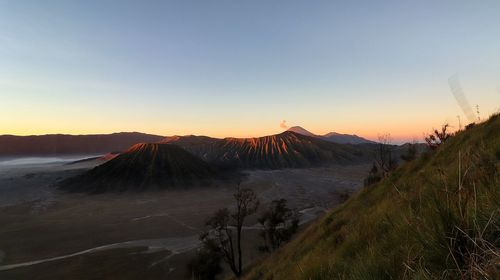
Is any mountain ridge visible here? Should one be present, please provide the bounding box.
[1,127,374,156]
[0,132,165,156]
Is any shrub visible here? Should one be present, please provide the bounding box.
[258,199,299,252]
[187,243,223,280]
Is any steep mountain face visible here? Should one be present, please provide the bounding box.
[164,131,368,169]
[0,132,165,156]
[286,126,374,144]
[161,135,221,159]
[212,132,364,168]
[60,143,219,193]
[245,114,500,279]
[322,132,375,144]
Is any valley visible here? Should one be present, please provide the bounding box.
[0,156,369,279]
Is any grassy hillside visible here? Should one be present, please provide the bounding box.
[245,114,499,279]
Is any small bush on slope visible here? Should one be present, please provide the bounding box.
[245,114,499,280]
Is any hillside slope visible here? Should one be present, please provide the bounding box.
[246,114,499,279]
[60,143,220,193]
[164,131,368,169]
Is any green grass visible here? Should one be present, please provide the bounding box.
[245,114,499,280]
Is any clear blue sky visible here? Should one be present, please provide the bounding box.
[1,0,499,141]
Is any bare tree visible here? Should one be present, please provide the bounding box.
[232,187,259,276]
[374,134,397,177]
[200,187,259,278]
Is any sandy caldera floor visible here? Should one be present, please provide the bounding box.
[0,158,369,280]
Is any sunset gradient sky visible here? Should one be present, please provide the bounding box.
[1,0,499,142]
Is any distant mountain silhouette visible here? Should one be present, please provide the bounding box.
[163,131,367,169]
[322,132,375,144]
[60,143,220,193]
[286,126,374,144]
[0,132,164,156]
[1,129,373,157]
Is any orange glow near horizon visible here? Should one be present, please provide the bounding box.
[1,87,498,144]
[0,116,468,144]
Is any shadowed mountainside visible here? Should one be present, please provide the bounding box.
[163,131,368,169]
[60,143,221,193]
[0,132,165,156]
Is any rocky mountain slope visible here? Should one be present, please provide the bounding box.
[60,143,220,192]
[163,131,368,169]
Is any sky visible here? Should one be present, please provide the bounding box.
[0,0,499,143]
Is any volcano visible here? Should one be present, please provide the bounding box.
[61,132,371,192]
[60,143,220,193]
[286,126,317,137]
[163,131,367,169]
